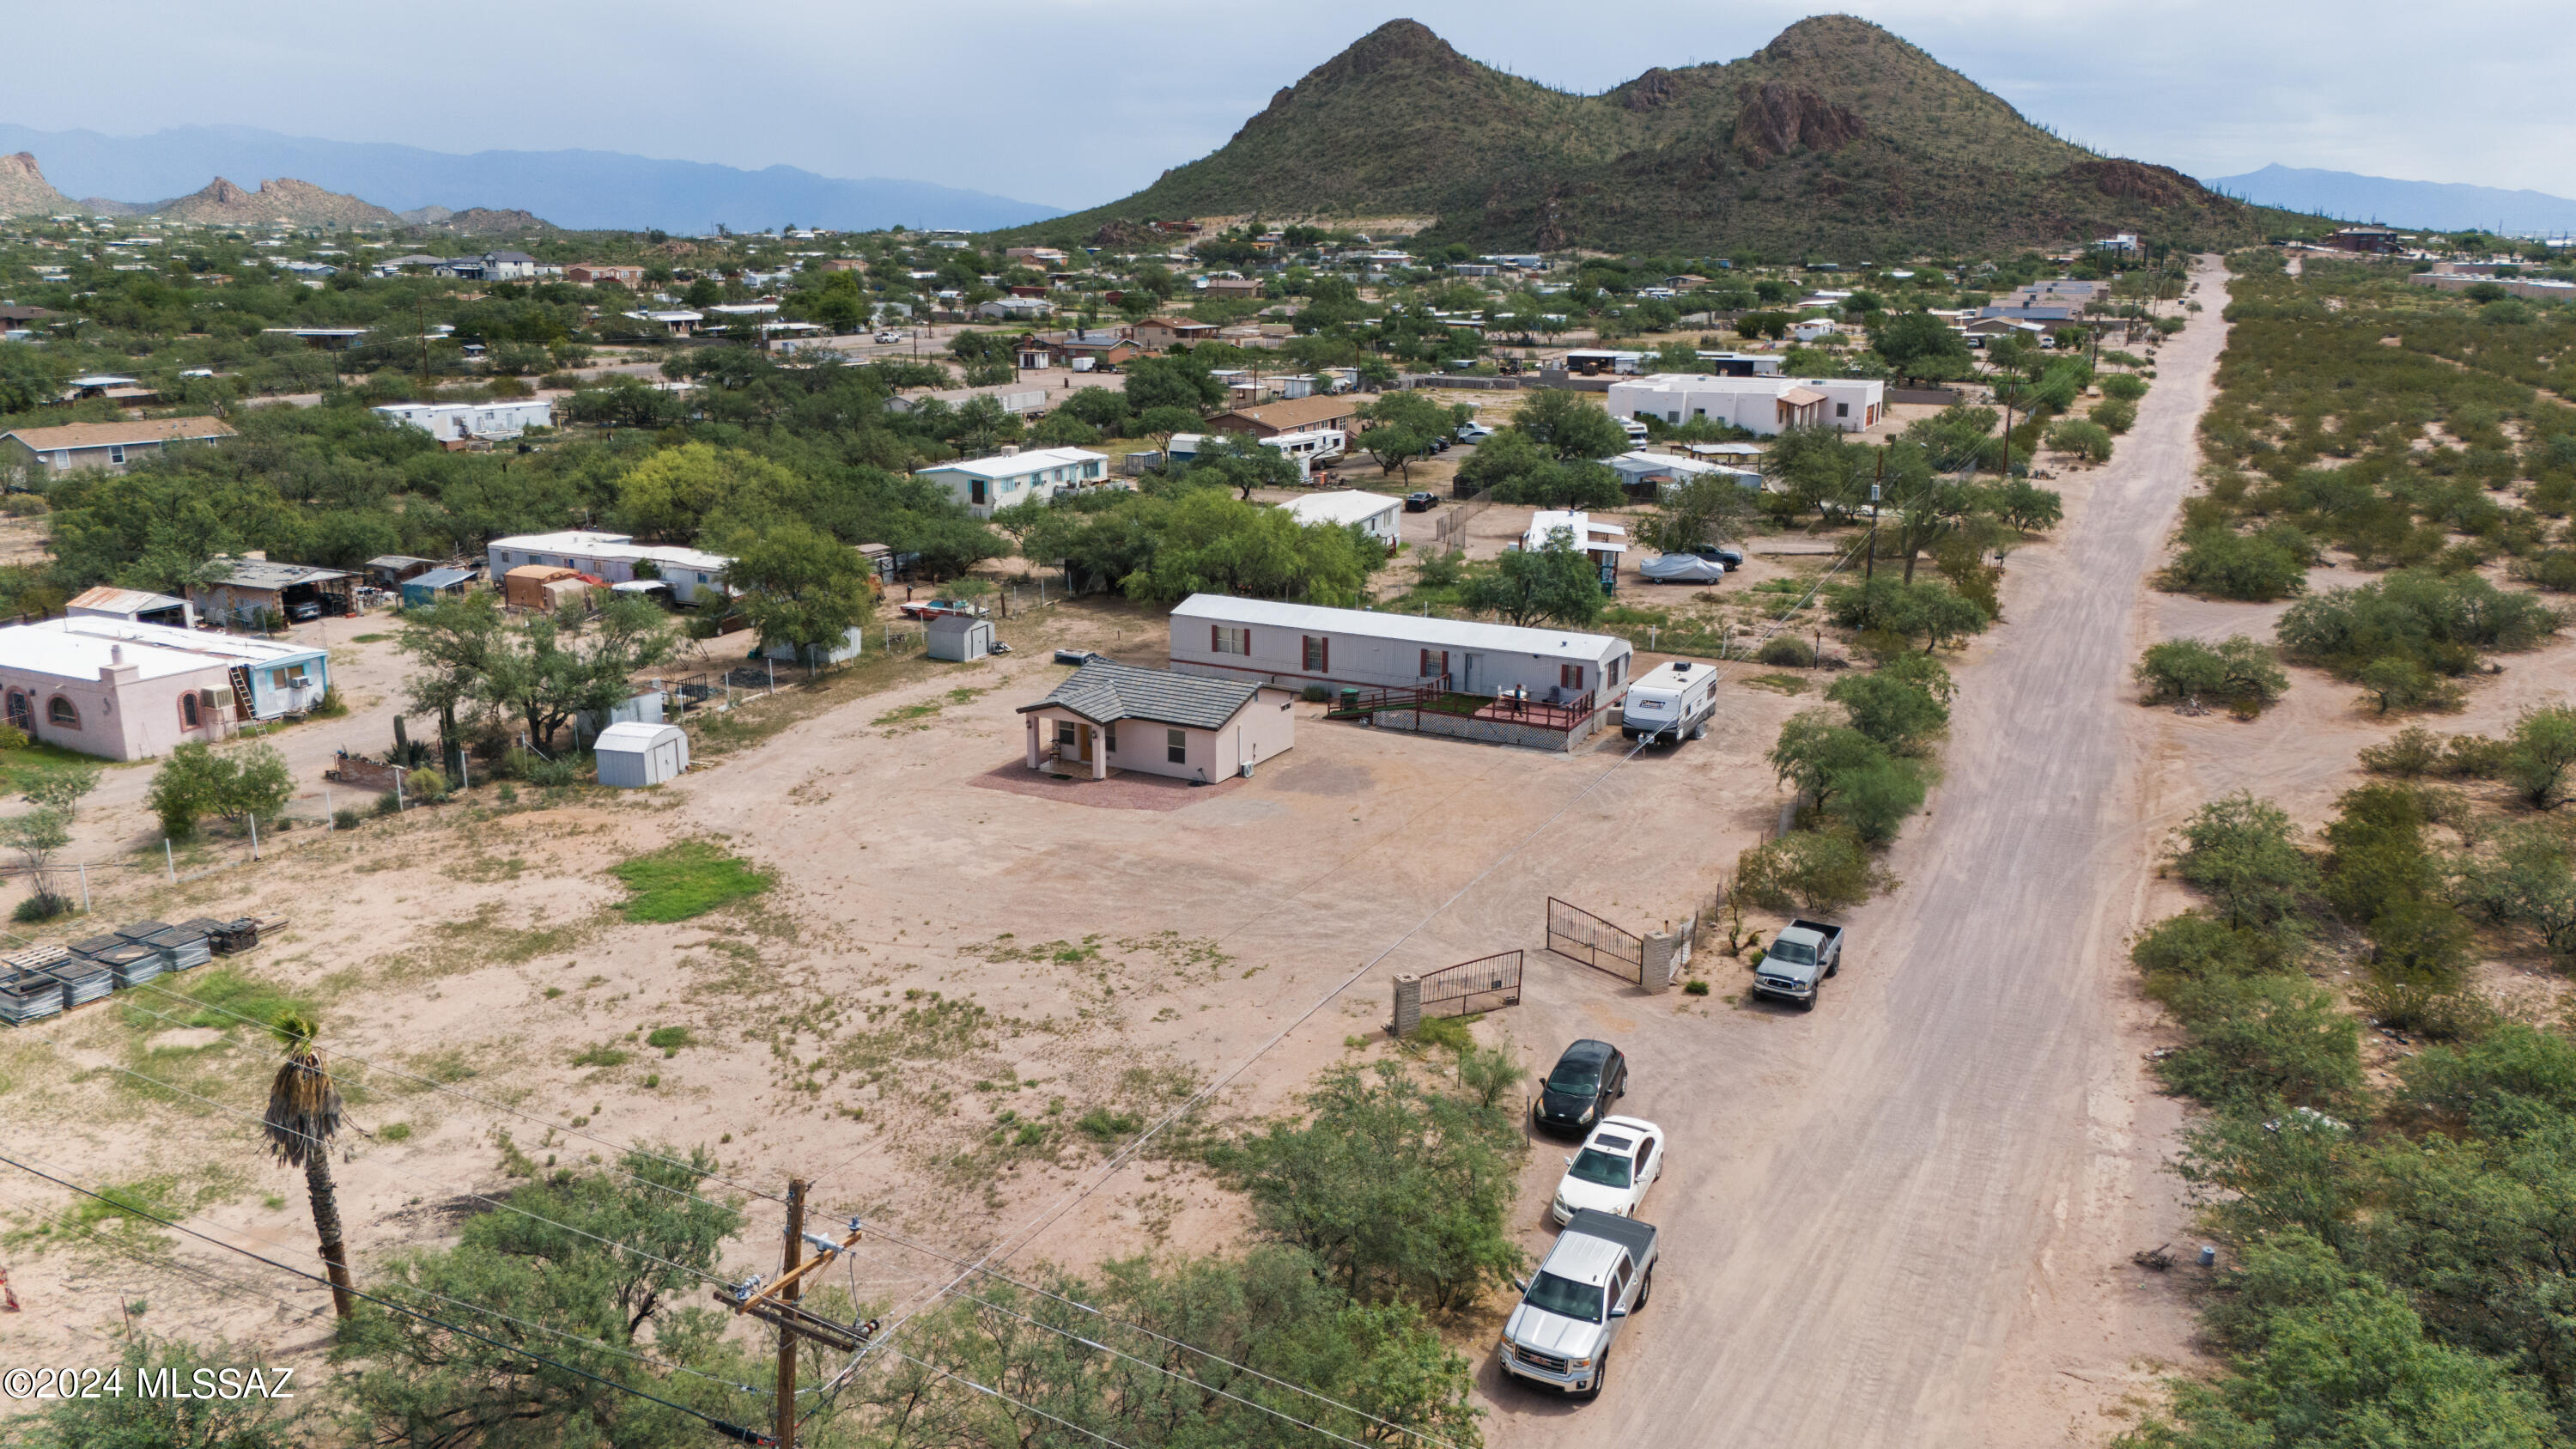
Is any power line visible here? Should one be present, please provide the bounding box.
[0,1153,775,1446]
[76,1038,739,1294]
[878,1344,1145,1449]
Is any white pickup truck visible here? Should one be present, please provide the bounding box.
[1619,661,1718,746]
[1498,1209,1658,1399]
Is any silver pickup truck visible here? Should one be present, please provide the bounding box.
[1498,1209,1657,1399]
[1750,917,1844,1010]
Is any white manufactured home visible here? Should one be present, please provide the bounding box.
[1168,594,1633,703]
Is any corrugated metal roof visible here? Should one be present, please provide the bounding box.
[1,417,236,451]
[1017,661,1259,731]
[65,585,185,615]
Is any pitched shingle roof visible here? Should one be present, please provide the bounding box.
[1,417,235,451]
[1016,661,1259,731]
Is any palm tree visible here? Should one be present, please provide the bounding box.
[264,1010,355,1319]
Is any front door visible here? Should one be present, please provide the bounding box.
[1077,724,1094,764]
[1460,654,1483,692]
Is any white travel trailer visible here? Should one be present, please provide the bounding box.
[1619,660,1720,745]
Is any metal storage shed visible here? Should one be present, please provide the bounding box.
[594,721,690,788]
[400,567,477,608]
[926,615,994,662]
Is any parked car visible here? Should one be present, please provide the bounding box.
[287,600,323,623]
[1428,435,1452,453]
[1751,917,1845,1010]
[1677,544,1747,569]
[1533,1039,1627,1136]
[874,331,902,344]
[1499,1209,1657,1398]
[1404,491,1437,512]
[897,598,988,619]
[1637,553,1726,586]
[1551,1117,1665,1224]
[1458,422,1496,442]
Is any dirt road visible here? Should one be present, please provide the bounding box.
[1492,260,2232,1447]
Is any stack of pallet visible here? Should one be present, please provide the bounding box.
[46,953,112,1008]
[118,920,210,974]
[0,944,69,1024]
[78,933,162,989]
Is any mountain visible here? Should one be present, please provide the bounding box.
[2202,164,2576,235]
[0,152,74,216]
[1022,17,2292,255]
[77,175,403,228]
[0,123,1061,234]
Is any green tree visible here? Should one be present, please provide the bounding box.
[715,521,874,666]
[1356,392,1465,480]
[1870,310,1972,381]
[1460,528,1602,627]
[1826,670,1949,752]
[0,807,72,916]
[1122,353,1224,415]
[613,443,810,542]
[398,590,510,769]
[144,741,293,840]
[2502,705,2576,809]
[483,596,679,749]
[25,1336,297,1449]
[265,1010,356,1319]
[340,1149,749,1448]
[1184,434,1303,500]
[1224,1061,1522,1312]
[1514,387,1629,460]
[2135,635,2290,709]
[1638,472,1754,554]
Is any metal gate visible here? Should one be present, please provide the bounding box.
[1419,951,1522,1019]
[1547,898,1643,983]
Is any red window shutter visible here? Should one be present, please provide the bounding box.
[1321,637,1329,672]
[1212,624,1221,651]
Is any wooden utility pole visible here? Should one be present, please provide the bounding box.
[712,1180,869,1449]
[775,1179,804,1449]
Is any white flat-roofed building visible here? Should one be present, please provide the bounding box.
[1169,594,1632,703]
[1606,374,1885,435]
[0,617,329,759]
[483,531,732,605]
[1280,490,1399,545]
[915,447,1110,518]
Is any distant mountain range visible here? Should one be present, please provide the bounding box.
[2202,164,2576,235]
[0,123,1062,233]
[1020,17,2293,255]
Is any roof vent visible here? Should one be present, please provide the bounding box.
[998,444,1020,457]
[111,644,124,665]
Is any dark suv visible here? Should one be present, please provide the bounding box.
[1533,1039,1628,1137]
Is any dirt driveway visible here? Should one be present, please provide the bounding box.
[1487,258,2234,1448]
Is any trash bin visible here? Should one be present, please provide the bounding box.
[1338,687,1360,712]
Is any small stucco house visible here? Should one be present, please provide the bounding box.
[1017,661,1294,782]
[0,617,330,760]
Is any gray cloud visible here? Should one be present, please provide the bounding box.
[9,1,2571,209]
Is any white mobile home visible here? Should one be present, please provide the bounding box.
[483,531,732,605]
[915,447,1110,518]
[1168,594,1633,703]
[1260,428,1346,479]
[374,399,554,441]
[1605,374,1885,435]
[1281,490,1400,545]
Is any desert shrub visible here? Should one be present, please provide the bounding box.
[1826,669,1948,752]
[2154,975,2364,1110]
[2135,635,2289,709]
[2099,373,2148,402]
[2172,792,2316,928]
[2358,727,2442,777]
[1733,831,1881,912]
[2500,704,2576,809]
[2132,913,2291,998]
[331,808,361,831]
[1301,684,1330,703]
[2277,568,2563,681]
[406,767,450,802]
[2161,524,2312,601]
[2090,398,2138,434]
[2509,549,2576,592]
[1754,634,1816,667]
[2045,418,2114,462]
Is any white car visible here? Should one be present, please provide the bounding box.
[875,331,902,344]
[1457,422,1496,442]
[1549,1117,1665,1226]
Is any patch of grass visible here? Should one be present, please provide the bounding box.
[379,1123,412,1142]
[872,701,943,727]
[1742,673,1811,694]
[125,968,313,1038]
[611,842,773,922]
[646,1026,692,1055]
[571,1044,634,1068]
[1077,1107,1143,1141]
[350,633,392,643]
[1683,979,1712,996]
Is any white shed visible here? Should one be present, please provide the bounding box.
[594,721,690,788]
[927,615,995,662]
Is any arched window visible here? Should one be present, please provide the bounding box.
[4,692,26,731]
[180,691,201,728]
[46,697,78,728]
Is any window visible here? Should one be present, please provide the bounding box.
[1055,721,1077,749]
[268,663,307,690]
[1419,648,1447,679]
[1210,625,1249,656]
[46,697,77,728]
[1302,635,1329,673]
[1836,403,1850,417]
[180,692,200,728]
[1166,728,1187,764]
[109,445,126,466]
[970,478,988,507]
[1561,664,1584,691]
[1105,726,1117,753]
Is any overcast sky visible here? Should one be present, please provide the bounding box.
[11,1,2571,210]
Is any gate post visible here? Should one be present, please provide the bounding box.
[1641,922,1686,994]
[1391,974,1423,1038]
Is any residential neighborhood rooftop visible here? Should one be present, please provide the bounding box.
[0,617,313,683]
[1016,660,1261,732]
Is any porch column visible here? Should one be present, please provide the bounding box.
[1091,728,1107,781]
[1025,716,1042,770]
